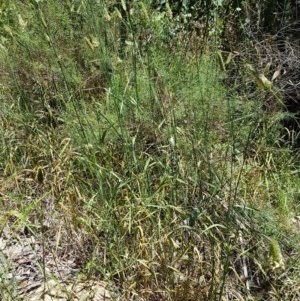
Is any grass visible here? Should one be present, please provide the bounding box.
[0,1,300,300]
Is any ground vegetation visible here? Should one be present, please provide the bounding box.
[0,1,300,300]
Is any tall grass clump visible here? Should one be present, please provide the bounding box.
[0,1,299,300]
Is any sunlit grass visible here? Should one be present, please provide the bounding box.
[0,1,299,301]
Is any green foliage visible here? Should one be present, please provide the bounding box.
[0,1,299,300]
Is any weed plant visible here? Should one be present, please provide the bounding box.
[0,1,299,300]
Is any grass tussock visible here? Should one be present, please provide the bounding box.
[0,1,300,300]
